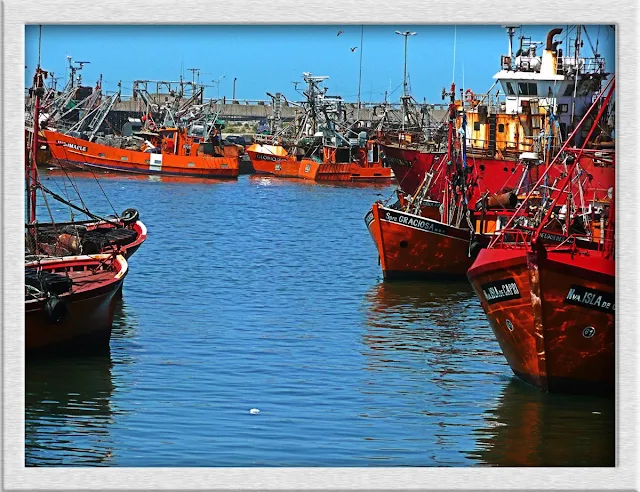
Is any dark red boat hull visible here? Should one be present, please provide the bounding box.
[25,255,128,356]
[382,143,614,205]
[467,247,614,393]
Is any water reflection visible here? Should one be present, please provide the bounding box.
[467,379,615,466]
[356,280,509,465]
[25,355,116,466]
[41,167,233,186]
[248,173,393,190]
[362,280,485,353]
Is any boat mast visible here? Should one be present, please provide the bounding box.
[29,69,45,225]
[442,82,455,225]
[357,25,363,121]
[569,25,582,133]
[27,27,44,225]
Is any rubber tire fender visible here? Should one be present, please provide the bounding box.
[120,208,140,225]
[469,240,483,260]
[45,297,68,324]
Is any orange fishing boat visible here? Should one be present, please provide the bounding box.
[316,137,393,181]
[366,202,489,280]
[248,72,393,182]
[25,253,128,355]
[43,126,239,179]
[246,139,392,182]
[245,143,321,179]
[467,79,615,393]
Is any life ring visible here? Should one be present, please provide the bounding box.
[465,89,475,103]
[45,297,67,324]
[120,208,140,225]
[148,122,156,131]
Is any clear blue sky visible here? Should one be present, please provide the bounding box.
[25,24,615,103]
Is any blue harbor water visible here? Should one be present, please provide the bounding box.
[25,169,615,467]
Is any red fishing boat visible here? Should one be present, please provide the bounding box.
[25,253,129,355]
[25,40,137,357]
[467,78,615,393]
[366,83,520,280]
[381,26,614,204]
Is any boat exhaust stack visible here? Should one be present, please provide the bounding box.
[545,28,563,52]
[541,27,563,76]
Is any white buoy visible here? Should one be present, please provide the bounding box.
[249,408,260,415]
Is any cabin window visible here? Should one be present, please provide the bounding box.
[121,156,128,161]
[562,82,589,97]
[505,82,516,96]
[518,82,538,96]
[498,124,505,133]
[144,159,150,163]
[473,122,480,131]
[557,103,569,114]
[98,153,105,157]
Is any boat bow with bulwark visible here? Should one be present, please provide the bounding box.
[466,77,616,394]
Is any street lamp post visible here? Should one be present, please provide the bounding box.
[357,25,364,120]
[395,30,416,130]
[233,77,237,100]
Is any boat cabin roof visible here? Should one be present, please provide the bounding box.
[493,70,564,82]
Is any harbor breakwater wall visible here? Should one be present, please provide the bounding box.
[110,97,449,127]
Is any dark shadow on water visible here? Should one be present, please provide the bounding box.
[466,378,615,466]
[25,354,116,466]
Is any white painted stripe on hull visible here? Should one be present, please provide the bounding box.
[149,153,163,172]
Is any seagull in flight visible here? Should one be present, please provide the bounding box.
[337,30,344,36]
[350,47,358,52]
